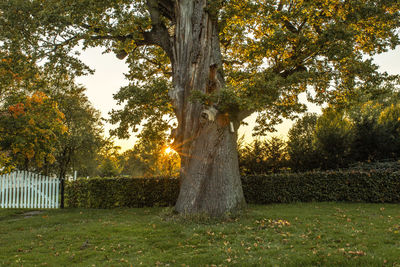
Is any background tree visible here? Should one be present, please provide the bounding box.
[120,143,180,177]
[347,101,386,162]
[2,0,399,215]
[238,137,287,175]
[120,125,180,177]
[47,84,105,180]
[377,102,400,159]
[314,108,354,169]
[238,139,268,175]
[286,99,400,171]
[0,92,68,172]
[96,140,123,178]
[287,113,319,172]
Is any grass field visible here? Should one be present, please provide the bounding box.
[0,203,399,266]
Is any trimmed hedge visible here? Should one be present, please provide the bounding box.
[66,177,179,208]
[242,170,400,204]
[65,170,400,208]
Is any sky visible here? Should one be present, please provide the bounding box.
[76,47,400,151]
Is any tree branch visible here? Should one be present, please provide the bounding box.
[158,0,175,21]
[145,0,174,61]
[88,28,173,61]
[277,0,284,11]
[50,4,174,62]
[238,109,254,122]
[142,55,172,76]
[283,19,298,33]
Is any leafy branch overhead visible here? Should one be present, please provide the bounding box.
[1,0,399,136]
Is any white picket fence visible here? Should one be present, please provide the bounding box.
[0,171,60,209]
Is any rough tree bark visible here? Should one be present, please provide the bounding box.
[168,0,246,216]
[138,0,245,216]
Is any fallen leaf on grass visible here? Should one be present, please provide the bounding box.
[348,251,366,256]
[339,248,366,257]
[256,219,291,229]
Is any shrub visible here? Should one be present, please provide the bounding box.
[242,170,400,204]
[66,170,400,208]
[66,177,179,208]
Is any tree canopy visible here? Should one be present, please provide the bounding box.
[1,0,399,136]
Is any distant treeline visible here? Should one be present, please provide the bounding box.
[239,101,400,174]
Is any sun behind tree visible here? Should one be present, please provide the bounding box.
[163,146,174,155]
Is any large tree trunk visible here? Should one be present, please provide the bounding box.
[171,0,246,216]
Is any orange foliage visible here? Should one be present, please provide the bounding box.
[1,91,68,169]
[8,103,25,118]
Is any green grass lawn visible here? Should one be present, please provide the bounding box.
[0,203,399,266]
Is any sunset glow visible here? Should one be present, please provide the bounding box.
[164,146,174,155]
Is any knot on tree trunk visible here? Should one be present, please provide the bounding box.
[200,106,218,124]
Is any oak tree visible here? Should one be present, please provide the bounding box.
[2,0,399,215]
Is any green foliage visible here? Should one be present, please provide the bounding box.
[378,103,400,158]
[98,157,122,178]
[1,0,399,138]
[0,75,105,177]
[314,108,354,169]
[66,167,400,208]
[119,124,180,177]
[348,160,400,172]
[287,113,319,171]
[50,84,105,178]
[0,151,12,174]
[109,78,174,139]
[347,101,386,162]
[0,92,67,172]
[222,0,400,133]
[287,109,354,171]
[65,177,179,208]
[95,141,123,178]
[238,137,288,175]
[287,100,400,171]
[242,169,400,204]
[0,51,43,100]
